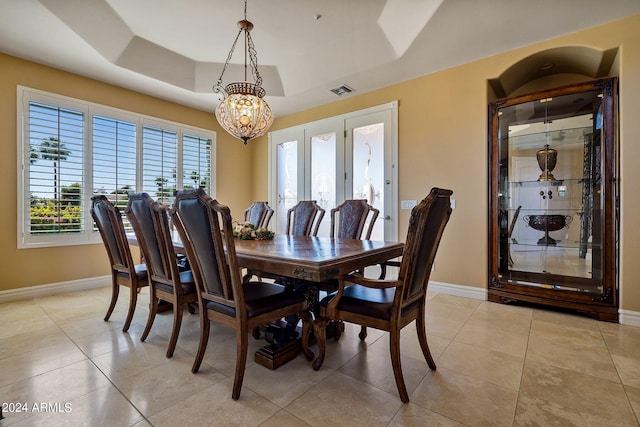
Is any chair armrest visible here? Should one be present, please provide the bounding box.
[343,272,400,289]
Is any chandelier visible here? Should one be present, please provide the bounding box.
[213,0,273,144]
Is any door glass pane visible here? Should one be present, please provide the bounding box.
[311,132,336,237]
[353,123,384,240]
[276,140,298,233]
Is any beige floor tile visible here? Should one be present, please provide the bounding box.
[57,313,123,339]
[466,305,532,336]
[532,307,601,331]
[4,288,640,426]
[425,299,477,323]
[243,355,332,407]
[428,293,483,310]
[261,410,312,427]
[514,394,635,426]
[530,319,606,349]
[613,354,640,388]
[454,322,529,358]
[11,384,145,427]
[600,321,640,338]
[437,340,524,390]
[624,385,640,423]
[410,367,519,427]
[286,371,403,426]
[0,360,112,425]
[425,314,465,340]
[0,341,87,387]
[338,336,431,399]
[526,333,619,381]
[388,403,466,426]
[92,337,189,384]
[72,322,154,358]
[0,325,70,359]
[603,331,640,360]
[0,314,57,341]
[520,359,637,425]
[114,352,227,417]
[148,379,281,427]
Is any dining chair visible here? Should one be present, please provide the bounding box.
[171,188,313,400]
[125,193,198,358]
[328,199,380,336]
[243,199,325,284]
[329,199,379,240]
[90,195,148,332]
[310,187,453,403]
[243,201,274,229]
[285,200,325,236]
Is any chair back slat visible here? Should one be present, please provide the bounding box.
[330,199,379,239]
[90,195,134,272]
[286,200,325,236]
[172,190,239,304]
[243,201,274,229]
[399,188,453,303]
[126,193,175,284]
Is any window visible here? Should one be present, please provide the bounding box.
[18,87,216,248]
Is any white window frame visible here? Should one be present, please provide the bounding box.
[17,86,216,249]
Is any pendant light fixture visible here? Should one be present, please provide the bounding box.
[213,0,273,144]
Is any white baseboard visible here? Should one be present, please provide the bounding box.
[619,309,640,327]
[0,276,111,304]
[428,281,487,301]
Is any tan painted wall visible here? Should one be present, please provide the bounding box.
[250,14,640,312]
[0,54,253,291]
[3,14,639,313]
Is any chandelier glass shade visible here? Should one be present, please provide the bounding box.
[213,1,273,144]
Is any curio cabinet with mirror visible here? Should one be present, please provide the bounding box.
[488,77,618,321]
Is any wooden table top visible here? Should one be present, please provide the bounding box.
[129,233,403,283]
[234,235,404,282]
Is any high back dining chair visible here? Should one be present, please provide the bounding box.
[244,199,325,283]
[171,189,312,400]
[285,200,325,236]
[90,195,148,332]
[310,187,453,403]
[243,201,274,229]
[126,193,197,358]
[330,199,379,240]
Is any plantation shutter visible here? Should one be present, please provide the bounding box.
[182,133,212,193]
[142,125,178,206]
[27,101,84,235]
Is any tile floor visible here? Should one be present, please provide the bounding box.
[1,286,639,426]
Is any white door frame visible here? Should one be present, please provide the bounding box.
[268,101,398,240]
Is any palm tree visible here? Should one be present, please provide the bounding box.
[39,137,71,205]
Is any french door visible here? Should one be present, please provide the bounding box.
[268,102,398,241]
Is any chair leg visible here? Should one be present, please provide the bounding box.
[299,310,314,361]
[141,294,159,342]
[166,301,183,358]
[390,329,409,403]
[104,278,119,322]
[123,284,138,332]
[232,327,249,400]
[312,317,329,371]
[192,310,210,373]
[359,326,368,340]
[416,308,437,370]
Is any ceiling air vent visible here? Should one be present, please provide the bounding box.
[330,85,354,96]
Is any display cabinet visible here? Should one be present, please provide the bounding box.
[488,78,618,321]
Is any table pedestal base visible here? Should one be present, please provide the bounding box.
[255,339,302,370]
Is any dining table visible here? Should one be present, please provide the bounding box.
[127,233,404,368]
